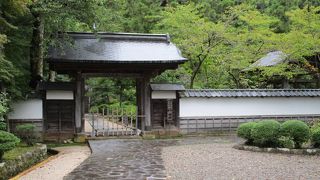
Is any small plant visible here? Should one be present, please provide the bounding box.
[278,136,295,149]
[237,122,256,144]
[280,120,310,148]
[311,127,320,148]
[0,121,6,131]
[0,130,20,161]
[15,124,38,146]
[251,120,281,147]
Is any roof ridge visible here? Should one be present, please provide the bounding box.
[64,32,169,42]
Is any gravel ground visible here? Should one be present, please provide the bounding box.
[162,138,320,180]
[20,146,90,180]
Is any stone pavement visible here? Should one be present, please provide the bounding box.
[64,139,179,180]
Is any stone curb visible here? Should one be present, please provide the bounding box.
[0,144,47,180]
[233,144,320,155]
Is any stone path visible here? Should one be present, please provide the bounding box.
[65,139,178,180]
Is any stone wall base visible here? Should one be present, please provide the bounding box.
[233,144,320,155]
[0,144,47,180]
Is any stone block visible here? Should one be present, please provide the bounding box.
[0,144,47,180]
[142,134,156,140]
[74,133,87,143]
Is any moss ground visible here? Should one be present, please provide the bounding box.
[3,144,37,160]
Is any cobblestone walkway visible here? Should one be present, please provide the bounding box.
[64,139,178,180]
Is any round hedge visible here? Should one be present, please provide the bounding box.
[311,127,320,148]
[251,120,281,147]
[280,120,310,148]
[0,130,20,160]
[237,122,256,144]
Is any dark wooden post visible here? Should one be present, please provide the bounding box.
[136,75,152,131]
[81,76,85,132]
[143,76,151,131]
[136,79,143,130]
[75,71,83,133]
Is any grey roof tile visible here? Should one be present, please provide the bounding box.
[47,32,187,64]
[251,51,287,67]
[179,89,320,98]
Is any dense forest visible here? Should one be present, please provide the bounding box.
[0,0,320,110]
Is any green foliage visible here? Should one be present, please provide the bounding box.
[86,78,136,110]
[280,120,310,148]
[0,92,9,122]
[1,0,320,110]
[0,130,20,160]
[15,124,38,146]
[311,127,320,148]
[237,122,256,144]
[278,136,295,149]
[0,122,6,131]
[251,120,281,147]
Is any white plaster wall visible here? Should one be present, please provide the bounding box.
[179,97,320,117]
[46,90,74,100]
[152,91,176,99]
[8,99,43,119]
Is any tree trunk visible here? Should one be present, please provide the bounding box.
[30,12,44,80]
[190,56,206,89]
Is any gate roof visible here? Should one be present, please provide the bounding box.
[48,32,186,63]
[47,32,186,75]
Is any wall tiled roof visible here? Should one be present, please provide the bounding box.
[179,89,320,98]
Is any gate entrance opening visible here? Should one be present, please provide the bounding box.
[46,32,186,138]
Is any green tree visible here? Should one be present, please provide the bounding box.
[154,4,227,88]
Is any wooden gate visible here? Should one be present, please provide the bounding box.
[44,100,75,140]
[85,107,143,137]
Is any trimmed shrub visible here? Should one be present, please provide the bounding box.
[0,122,6,131]
[311,127,320,148]
[280,120,310,148]
[278,136,295,149]
[16,124,37,146]
[237,122,256,144]
[251,120,281,147]
[0,130,20,160]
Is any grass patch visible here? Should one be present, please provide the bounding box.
[45,142,87,149]
[3,144,38,160]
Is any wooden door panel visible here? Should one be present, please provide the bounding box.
[45,100,75,133]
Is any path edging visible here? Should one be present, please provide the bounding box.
[0,144,47,180]
[233,144,320,155]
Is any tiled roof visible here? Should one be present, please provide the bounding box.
[150,84,185,91]
[251,51,287,67]
[179,89,320,98]
[47,32,187,64]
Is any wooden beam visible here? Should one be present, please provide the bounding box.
[83,73,143,78]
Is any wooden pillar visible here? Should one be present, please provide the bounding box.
[144,77,151,131]
[75,72,82,133]
[136,79,143,130]
[81,76,85,132]
[136,76,151,131]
